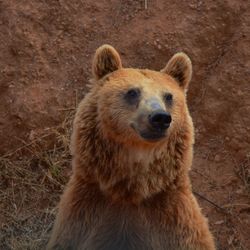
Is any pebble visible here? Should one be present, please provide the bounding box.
[157,44,162,50]
[214,220,224,225]
[214,154,221,162]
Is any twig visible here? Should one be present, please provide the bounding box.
[194,191,227,213]
[113,0,123,27]
[57,108,76,111]
[192,169,208,179]
[75,89,78,108]
[2,134,52,158]
[145,0,148,9]
[223,203,250,208]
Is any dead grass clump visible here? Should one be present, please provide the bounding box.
[235,155,250,194]
[0,111,74,250]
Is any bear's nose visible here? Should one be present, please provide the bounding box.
[149,111,172,130]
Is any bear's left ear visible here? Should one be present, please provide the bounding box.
[161,52,192,90]
[92,44,122,80]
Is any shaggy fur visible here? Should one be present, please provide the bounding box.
[47,45,215,250]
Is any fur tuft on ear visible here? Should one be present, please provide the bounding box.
[161,52,192,90]
[92,44,122,80]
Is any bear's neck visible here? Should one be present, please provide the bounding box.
[71,98,193,204]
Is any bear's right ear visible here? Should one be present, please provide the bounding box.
[92,44,122,80]
[161,52,192,90]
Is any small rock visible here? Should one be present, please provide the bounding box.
[214,220,224,225]
[228,236,234,245]
[236,188,243,194]
[214,154,221,162]
[237,90,243,96]
[157,44,162,50]
[29,130,36,140]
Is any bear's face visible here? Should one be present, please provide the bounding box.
[92,45,192,147]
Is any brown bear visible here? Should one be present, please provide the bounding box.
[47,45,215,250]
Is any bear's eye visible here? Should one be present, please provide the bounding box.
[124,88,140,105]
[164,93,173,103]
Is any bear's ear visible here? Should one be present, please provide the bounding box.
[161,52,192,90]
[92,44,122,80]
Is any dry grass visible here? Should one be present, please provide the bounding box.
[0,111,74,250]
[235,156,250,194]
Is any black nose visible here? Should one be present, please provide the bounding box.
[149,111,172,130]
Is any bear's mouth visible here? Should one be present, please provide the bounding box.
[131,124,167,142]
[139,131,166,142]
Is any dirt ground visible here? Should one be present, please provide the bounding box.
[0,0,249,249]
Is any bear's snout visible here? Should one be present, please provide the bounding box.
[131,98,173,142]
[149,110,172,131]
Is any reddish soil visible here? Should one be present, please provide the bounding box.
[0,0,249,249]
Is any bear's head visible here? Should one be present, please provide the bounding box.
[91,45,192,148]
[72,45,194,201]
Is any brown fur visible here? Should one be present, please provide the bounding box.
[47,45,215,250]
